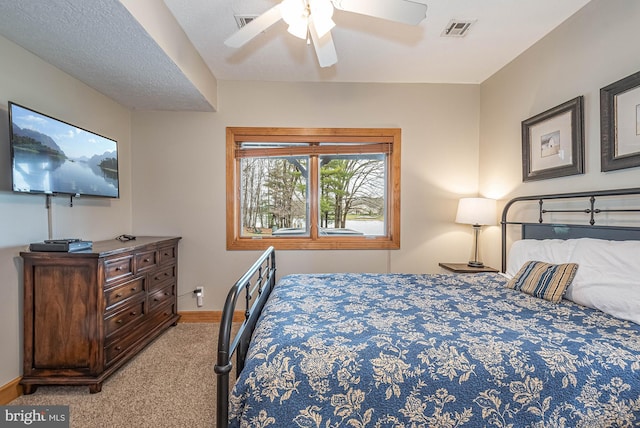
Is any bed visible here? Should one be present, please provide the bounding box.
[215,188,640,427]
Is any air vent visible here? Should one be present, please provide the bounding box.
[441,20,476,37]
[234,15,258,29]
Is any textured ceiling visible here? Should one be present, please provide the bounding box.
[0,0,213,111]
[0,0,593,111]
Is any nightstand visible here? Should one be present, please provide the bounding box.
[439,262,499,273]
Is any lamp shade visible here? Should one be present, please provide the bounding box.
[310,0,335,37]
[455,198,497,226]
[281,0,308,39]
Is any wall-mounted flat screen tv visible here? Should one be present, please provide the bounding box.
[9,102,119,198]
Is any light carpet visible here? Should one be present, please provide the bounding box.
[10,323,227,427]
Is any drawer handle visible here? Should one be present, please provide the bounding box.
[143,258,150,262]
[130,287,137,292]
[116,319,124,324]
[115,267,122,271]
[115,346,122,351]
[154,292,170,302]
[130,311,137,316]
[155,272,170,281]
[164,252,170,256]
[115,293,123,298]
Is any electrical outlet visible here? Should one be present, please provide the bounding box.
[194,286,204,307]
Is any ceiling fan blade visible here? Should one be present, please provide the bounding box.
[332,0,427,25]
[309,20,338,68]
[224,4,282,48]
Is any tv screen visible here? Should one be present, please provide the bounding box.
[9,102,119,198]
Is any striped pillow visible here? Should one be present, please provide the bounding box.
[507,261,578,303]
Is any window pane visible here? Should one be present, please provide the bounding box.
[319,154,386,237]
[227,127,400,250]
[240,156,308,237]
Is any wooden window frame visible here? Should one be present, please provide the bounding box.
[226,127,401,250]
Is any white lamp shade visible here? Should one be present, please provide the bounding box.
[455,198,497,226]
[310,0,335,37]
[311,15,335,38]
[281,0,303,22]
[281,0,334,39]
[287,21,308,39]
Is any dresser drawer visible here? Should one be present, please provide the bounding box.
[105,277,145,309]
[148,301,176,324]
[158,245,177,265]
[149,265,176,291]
[104,329,142,365]
[105,299,145,337]
[135,250,157,273]
[149,283,175,311]
[104,256,133,283]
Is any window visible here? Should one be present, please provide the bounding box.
[226,127,401,250]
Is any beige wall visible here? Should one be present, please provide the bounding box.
[479,0,640,268]
[0,35,132,387]
[131,81,481,312]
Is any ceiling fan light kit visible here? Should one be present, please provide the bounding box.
[309,0,336,37]
[225,0,428,68]
[279,0,335,39]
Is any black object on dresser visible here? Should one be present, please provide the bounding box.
[20,236,181,394]
[29,239,93,252]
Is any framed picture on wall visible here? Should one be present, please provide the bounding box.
[521,96,584,182]
[601,70,640,171]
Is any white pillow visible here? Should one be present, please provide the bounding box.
[566,238,640,325]
[506,239,578,278]
[507,237,640,325]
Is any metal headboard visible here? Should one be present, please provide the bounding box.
[500,187,640,272]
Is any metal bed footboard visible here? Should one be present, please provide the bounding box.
[214,246,276,428]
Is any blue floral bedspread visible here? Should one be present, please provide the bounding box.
[229,273,640,427]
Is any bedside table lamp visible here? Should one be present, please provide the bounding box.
[455,197,497,268]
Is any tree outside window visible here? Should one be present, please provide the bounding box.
[226,127,400,250]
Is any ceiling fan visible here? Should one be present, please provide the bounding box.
[225,0,428,68]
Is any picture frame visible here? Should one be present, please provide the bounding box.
[601,70,640,171]
[521,96,584,182]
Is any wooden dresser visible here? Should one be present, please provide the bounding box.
[20,236,181,394]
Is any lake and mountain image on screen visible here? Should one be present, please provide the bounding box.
[10,103,119,198]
